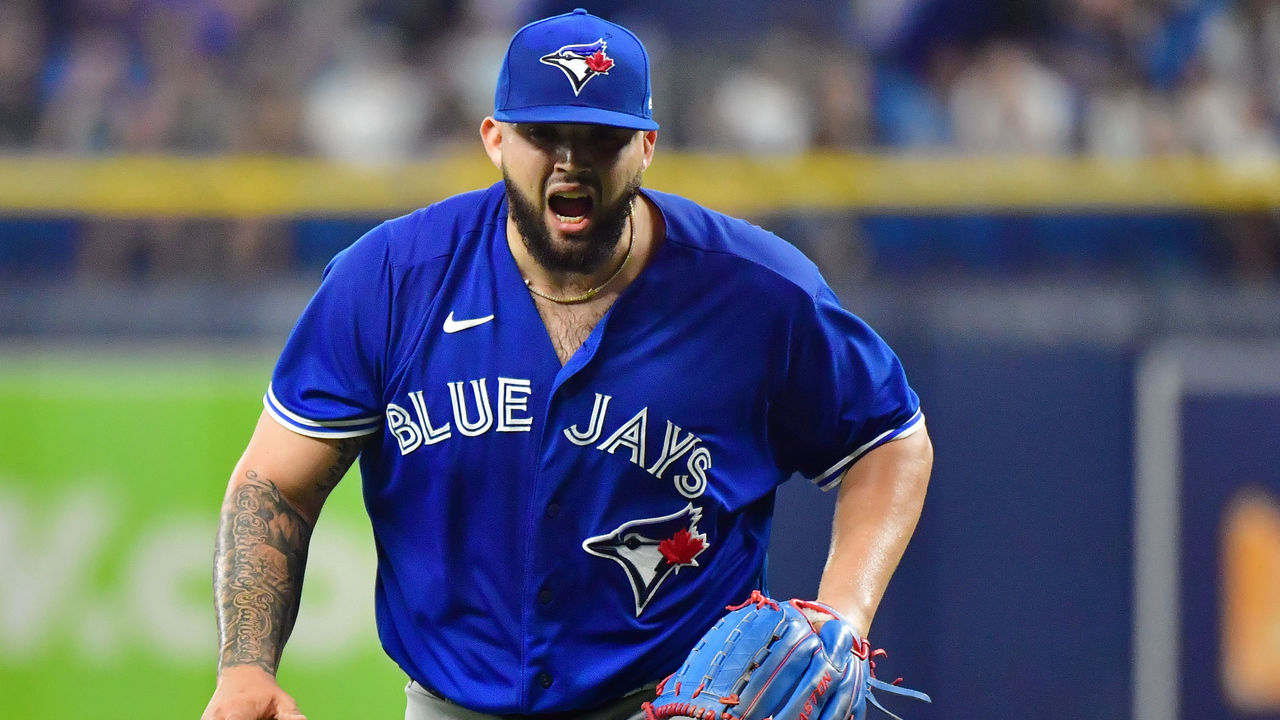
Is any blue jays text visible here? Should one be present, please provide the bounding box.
[387,383,713,498]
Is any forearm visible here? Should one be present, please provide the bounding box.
[816,426,932,637]
[214,469,314,675]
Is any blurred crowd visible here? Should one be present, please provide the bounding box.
[5,0,1279,157]
[0,0,1278,283]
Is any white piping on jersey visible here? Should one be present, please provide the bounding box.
[811,408,924,491]
[263,400,380,439]
[266,384,380,427]
[264,383,381,435]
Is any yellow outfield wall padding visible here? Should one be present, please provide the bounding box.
[0,153,1278,217]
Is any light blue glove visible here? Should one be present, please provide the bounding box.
[642,591,930,720]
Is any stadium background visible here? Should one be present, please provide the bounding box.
[1,0,1278,719]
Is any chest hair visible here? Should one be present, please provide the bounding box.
[532,296,614,365]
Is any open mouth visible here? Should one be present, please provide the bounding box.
[548,191,594,228]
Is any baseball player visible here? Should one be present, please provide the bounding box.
[200,9,932,720]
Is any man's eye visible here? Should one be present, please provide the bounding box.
[524,127,553,144]
[592,131,630,149]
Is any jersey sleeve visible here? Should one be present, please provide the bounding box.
[771,284,923,490]
[264,224,392,439]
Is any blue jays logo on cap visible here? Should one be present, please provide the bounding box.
[494,9,658,131]
[540,39,614,96]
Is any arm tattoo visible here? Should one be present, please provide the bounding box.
[316,436,363,496]
[214,470,313,674]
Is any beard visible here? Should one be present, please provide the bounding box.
[504,170,642,276]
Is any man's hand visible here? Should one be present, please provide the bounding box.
[201,665,307,720]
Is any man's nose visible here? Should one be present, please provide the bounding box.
[553,137,593,169]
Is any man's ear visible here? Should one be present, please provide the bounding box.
[480,117,504,169]
[640,129,657,171]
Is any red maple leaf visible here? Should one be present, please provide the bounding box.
[585,50,613,73]
[659,529,705,565]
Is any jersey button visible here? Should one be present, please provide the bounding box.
[538,588,553,604]
[545,503,560,518]
[538,672,553,688]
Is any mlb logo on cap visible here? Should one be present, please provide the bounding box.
[494,8,658,130]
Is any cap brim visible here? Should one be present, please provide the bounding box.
[494,105,658,131]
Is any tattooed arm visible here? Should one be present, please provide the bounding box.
[201,410,365,720]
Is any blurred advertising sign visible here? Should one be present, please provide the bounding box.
[1135,340,1280,720]
[1222,491,1280,710]
[0,350,404,720]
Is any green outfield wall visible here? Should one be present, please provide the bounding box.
[0,350,405,719]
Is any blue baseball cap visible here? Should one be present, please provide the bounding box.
[494,8,658,130]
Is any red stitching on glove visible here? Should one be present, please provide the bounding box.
[644,700,745,720]
[644,702,679,719]
[725,590,778,611]
[865,645,889,674]
[691,682,705,698]
[853,638,871,661]
[788,598,837,618]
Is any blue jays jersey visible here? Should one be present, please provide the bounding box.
[266,182,922,714]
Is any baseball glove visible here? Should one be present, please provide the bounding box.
[642,591,930,720]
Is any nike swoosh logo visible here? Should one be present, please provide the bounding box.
[443,311,495,333]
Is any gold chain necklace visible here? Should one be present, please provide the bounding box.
[524,201,634,305]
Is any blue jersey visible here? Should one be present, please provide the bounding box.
[266,182,922,714]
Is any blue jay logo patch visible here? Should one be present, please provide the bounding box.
[583,503,709,616]
[540,39,614,96]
